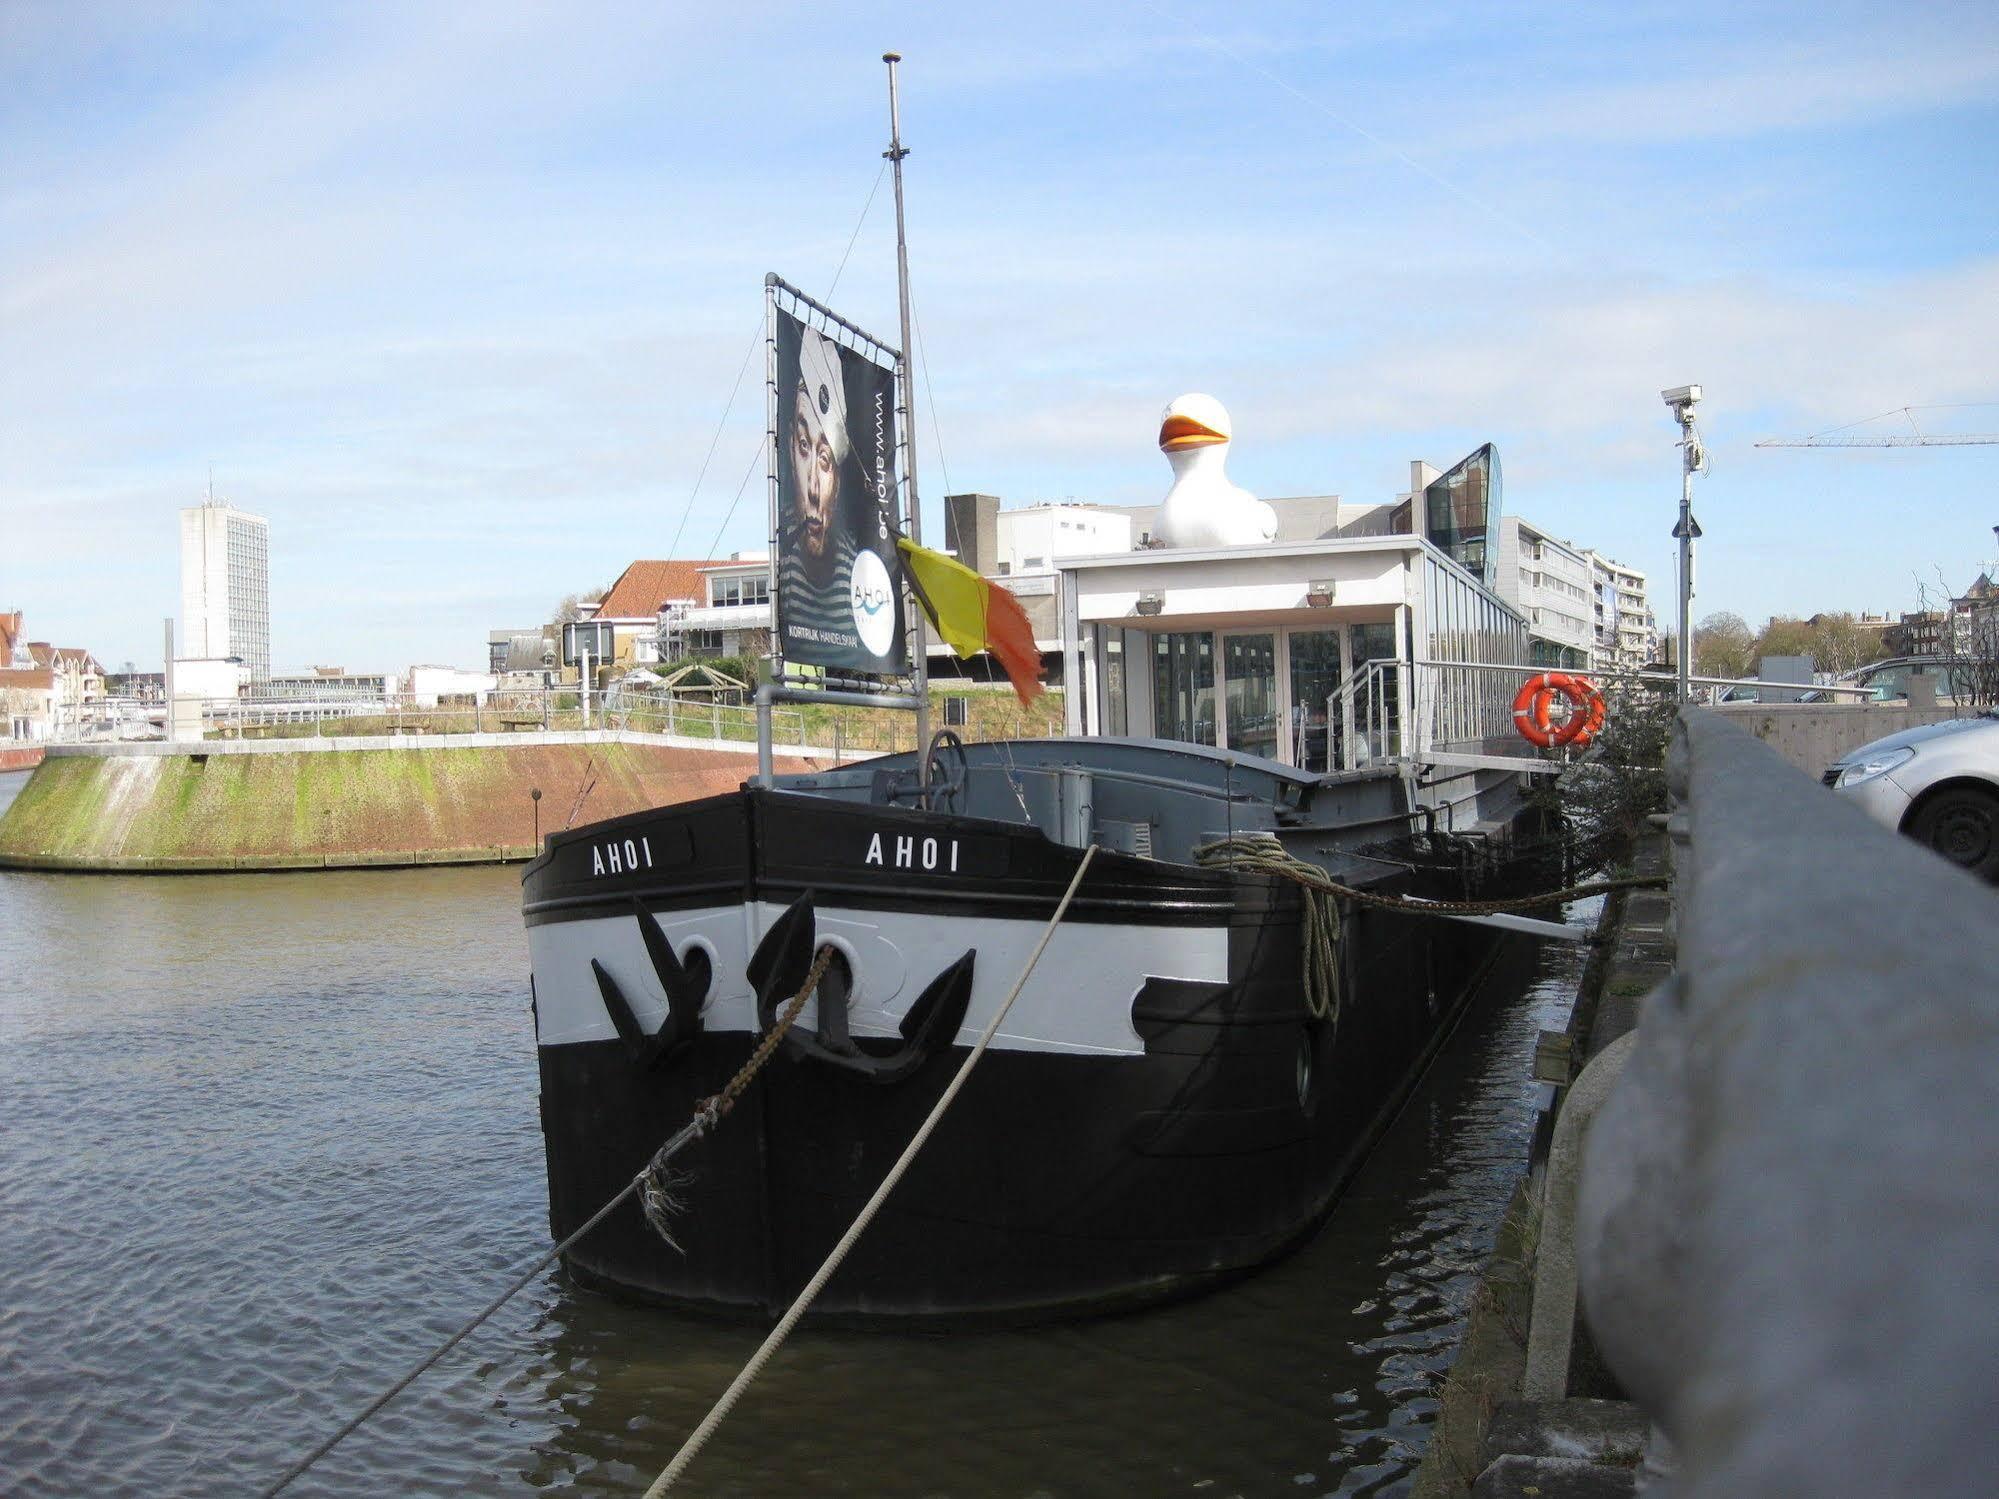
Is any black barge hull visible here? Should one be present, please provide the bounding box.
[524,785,1506,1324]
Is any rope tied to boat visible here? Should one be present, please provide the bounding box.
[641,942,838,1247]
[1194,834,1343,1025]
[1192,834,1664,919]
[259,941,840,1499]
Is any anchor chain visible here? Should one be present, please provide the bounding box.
[1191,833,1663,918]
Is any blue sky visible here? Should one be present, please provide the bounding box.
[4,0,1997,673]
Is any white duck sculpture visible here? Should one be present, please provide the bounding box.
[1156,393,1277,549]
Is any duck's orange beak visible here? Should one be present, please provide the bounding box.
[1158,413,1228,451]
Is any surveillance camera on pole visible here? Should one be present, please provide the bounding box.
[1664,384,1706,704]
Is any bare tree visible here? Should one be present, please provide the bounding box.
[547,583,615,633]
[1757,613,1879,677]
[1913,568,1999,707]
[1693,611,1754,678]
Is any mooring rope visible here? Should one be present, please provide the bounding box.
[1191,834,1663,918]
[644,845,1102,1496]
[260,943,839,1499]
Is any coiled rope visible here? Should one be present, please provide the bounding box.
[1192,831,1668,1022]
[260,943,839,1499]
[643,845,1101,1495]
[1194,834,1343,1024]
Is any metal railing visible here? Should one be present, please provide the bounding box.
[40,687,821,750]
[40,684,986,761]
[1335,659,1876,771]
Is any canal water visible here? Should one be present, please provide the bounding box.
[0,767,1590,1497]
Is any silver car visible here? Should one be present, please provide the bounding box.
[1825,715,1999,880]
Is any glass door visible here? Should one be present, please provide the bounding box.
[1152,632,1216,746]
[1285,628,1345,772]
[1222,633,1278,761]
[1349,621,1399,760]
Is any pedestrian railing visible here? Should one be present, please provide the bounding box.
[42,685,982,760]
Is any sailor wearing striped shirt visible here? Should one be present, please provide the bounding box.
[779,326,863,656]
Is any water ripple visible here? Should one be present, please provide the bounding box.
[0,847,1592,1497]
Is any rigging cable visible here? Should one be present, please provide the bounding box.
[669,159,889,564]
[663,318,765,561]
[695,158,891,564]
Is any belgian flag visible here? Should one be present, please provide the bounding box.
[895,536,1046,706]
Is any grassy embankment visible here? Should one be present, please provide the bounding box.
[0,740,817,871]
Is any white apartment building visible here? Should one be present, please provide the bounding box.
[179,493,270,682]
[992,504,1133,576]
[1586,552,1658,673]
[1493,516,1595,669]
[657,554,774,662]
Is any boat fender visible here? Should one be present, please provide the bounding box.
[589,897,711,1069]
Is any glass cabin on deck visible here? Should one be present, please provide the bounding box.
[1054,447,1529,773]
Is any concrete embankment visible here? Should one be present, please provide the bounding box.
[1711,700,1954,775]
[0,733,822,872]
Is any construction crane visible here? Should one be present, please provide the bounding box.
[1757,405,1999,448]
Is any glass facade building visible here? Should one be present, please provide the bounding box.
[1423,443,1501,588]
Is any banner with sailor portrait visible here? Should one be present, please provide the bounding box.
[771,306,906,675]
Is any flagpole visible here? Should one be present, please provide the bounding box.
[884,50,931,777]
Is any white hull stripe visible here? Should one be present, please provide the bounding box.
[529,901,1231,1057]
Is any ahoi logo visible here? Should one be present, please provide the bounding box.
[590,835,654,877]
[850,547,895,656]
[865,830,960,873]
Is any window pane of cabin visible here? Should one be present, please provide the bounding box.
[1151,631,1215,746]
[1287,629,1343,772]
[1223,633,1277,761]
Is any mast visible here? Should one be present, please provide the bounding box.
[884,51,931,769]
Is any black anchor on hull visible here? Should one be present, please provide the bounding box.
[590,896,711,1069]
[747,890,978,1086]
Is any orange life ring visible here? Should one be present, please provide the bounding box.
[1512,671,1605,749]
[1557,676,1607,748]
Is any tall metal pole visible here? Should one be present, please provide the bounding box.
[1676,459,1694,704]
[1665,385,1702,705]
[884,51,931,770]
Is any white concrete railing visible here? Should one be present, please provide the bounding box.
[1573,708,1999,1494]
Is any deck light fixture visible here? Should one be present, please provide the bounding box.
[1134,590,1165,617]
[1305,579,1336,608]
